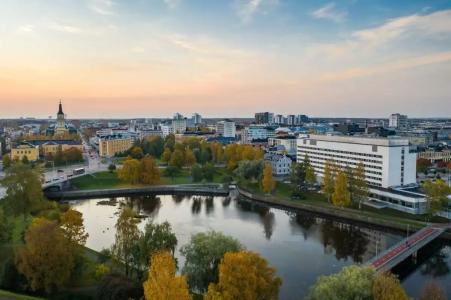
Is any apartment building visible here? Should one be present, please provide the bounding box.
[297,134,426,214]
[264,153,292,176]
[389,113,408,130]
[216,120,236,138]
[99,135,133,157]
[268,136,297,155]
[11,143,39,162]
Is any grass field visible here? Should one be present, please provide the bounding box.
[0,290,44,300]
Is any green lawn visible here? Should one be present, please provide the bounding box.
[0,290,44,300]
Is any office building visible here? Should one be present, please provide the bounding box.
[99,135,133,157]
[255,112,274,125]
[192,113,202,125]
[216,120,236,138]
[10,143,39,162]
[297,134,426,214]
[172,119,187,134]
[389,113,408,130]
[287,115,296,126]
[268,136,297,155]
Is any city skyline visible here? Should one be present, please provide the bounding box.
[1,0,451,118]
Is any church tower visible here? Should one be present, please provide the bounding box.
[57,101,65,127]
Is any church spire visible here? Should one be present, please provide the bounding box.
[58,100,64,115]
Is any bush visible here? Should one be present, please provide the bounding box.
[96,273,143,300]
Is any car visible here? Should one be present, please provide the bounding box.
[57,169,64,173]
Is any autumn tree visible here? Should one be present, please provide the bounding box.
[353,162,369,204]
[130,146,144,159]
[205,251,282,300]
[118,158,141,184]
[290,162,306,192]
[184,148,197,167]
[0,207,12,243]
[181,231,244,292]
[164,134,176,151]
[2,155,12,169]
[169,149,185,169]
[321,160,335,201]
[143,251,191,300]
[373,272,410,300]
[304,155,316,186]
[111,208,140,277]
[161,147,172,164]
[16,218,75,293]
[417,158,431,174]
[140,155,160,185]
[332,171,351,207]
[419,281,447,300]
[1,163,45,219]
[423,179,451,217]
[262,163,276,194]
[60,209,89,248]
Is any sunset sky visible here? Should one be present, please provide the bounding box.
[1,0,451,118]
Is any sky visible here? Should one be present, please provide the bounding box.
[1,0,451,119]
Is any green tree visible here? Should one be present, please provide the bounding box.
[0,207,12,243]
[332,171,351,207]
[423,179,451,217]
[16,218,75,293]
[140,155,160,185]
[290,162,306,192]
[111,208,140,277]
[21,155,29,164]
[184,148,197,167]
[143,251,192,300]
[306,266,375,300]
[321,160,335,201]
[164,134,176,152]
[132,221,178,280]
[118,158,141,184]
[164,165,180,181]
[305,155,316,186]
[170,149,185,169]
[205,251,282,300]
[235,160,264,182]
[1,163,45,219]
[202,163,216,182]
[108,163,116,173]
[2,155,12,169]
[180,231,244,292]
[191,164,203,182]
[262,163,276,194]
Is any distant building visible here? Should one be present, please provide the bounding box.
[46,102,77,136]
[418,149,451,162]
[172,119,187,134]
[268,136,297,155]
[287,115,296,126]
[297,134,426,214]
[28,140,83,158]
[216,120,236,138]
[241,125,276,144]
[192,113,202,125]
[160,124,174,137]
[173,113,184,120]
[99,135,133,157]
[255,112,274,125]
[389,113,408,130]
[264,153,292,176]
[10,143,39,162]
[274,114,285,125]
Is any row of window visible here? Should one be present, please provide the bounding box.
[298,152,383,173]
[298,147,383,165]
[313,168,383,186]
[298,144,383,159]
[369,193,419,209]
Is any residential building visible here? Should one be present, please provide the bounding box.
[418,149,451,162]
[10,143,39,162]
[99,135,133,157]
[264,153,292,176]
[172,119,187,134]
[268,136,297,155]
[255,112,274,125]
[274,114,285,125]
[192,113,202,125]
[160,125,173,137]
[287,115,296,126]
[389,113,408,130]
[216,120,236,138]
[28,140,83,157]
[297,134,426,214]
[241,125,276,144]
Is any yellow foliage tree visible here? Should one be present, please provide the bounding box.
[373,273,410,300]
[141,155,160,185]
[16,218,75,293]
[143,251,191,300]
[60,208,89,248]
[321,160,335,201]
[118,158,141,184]
[161,147,172,164]
[262,163,276,194]
[184,148,197,167]
[205,251,282,300]
[331,171,351,207]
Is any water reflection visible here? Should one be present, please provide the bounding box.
[70,194,451,300]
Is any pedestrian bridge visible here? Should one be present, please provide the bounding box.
[366,225,447,273]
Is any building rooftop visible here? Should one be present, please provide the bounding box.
[300,134,410,147]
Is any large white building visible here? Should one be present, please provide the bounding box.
[216,120,236,138]
[268,137,297,155]
[297,134,426,214]
[172,119,187,134]
[241,125,276,144]
[389,113,408,130]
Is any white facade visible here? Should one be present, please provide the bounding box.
[241,125,275,144]
[160,125,174,137]
[192,113,202,125]
[172,119,187,134]
[216,121,236,138]
[265,153,292,176]
[268,137,297,155]
[297,134,425,214]
[389,113,408,129]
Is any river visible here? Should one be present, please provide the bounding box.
[69,194,451,300]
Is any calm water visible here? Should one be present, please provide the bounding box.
[69,194,451,300]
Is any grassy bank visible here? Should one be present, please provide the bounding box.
[0,290,44,300]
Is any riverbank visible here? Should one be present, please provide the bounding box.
[235,186,435,234]
[45,184,229,200]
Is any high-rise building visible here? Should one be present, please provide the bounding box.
[172,119,187,134]
[255,112,274,124]
[216,120,236,138]
[287,115,296,126]
[192,113,202,125]
[388,113,408,130]
[297,134,425,214]
[173,112,184,120]
[274,114,284,125]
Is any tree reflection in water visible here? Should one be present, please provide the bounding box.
[287,212,317,240]
[132,195,162,218]
[205,196,214,215]
[191,197,202,214]
[236,198,275,240]
[222,196,231,207]
[172,194,185,205]
[420,248,450,278]
[320,220,368,263]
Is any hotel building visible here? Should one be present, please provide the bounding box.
[297,134,426,214]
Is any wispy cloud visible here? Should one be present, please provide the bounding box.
[163,0,181,9]
[48,22,83,34]
[17,24,35,33]
[88,0,115,15]
[235,0,278,24]
[311,2,347,23]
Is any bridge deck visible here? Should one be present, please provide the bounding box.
[367,225,445,272]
